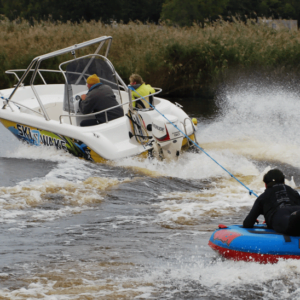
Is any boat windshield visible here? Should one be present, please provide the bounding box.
[62,56,121,114]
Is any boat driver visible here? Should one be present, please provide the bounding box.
[243,169,300,236]
[79,74,124,126]
[129,74,155,109]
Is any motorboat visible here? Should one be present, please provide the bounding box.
[0,36,197,162]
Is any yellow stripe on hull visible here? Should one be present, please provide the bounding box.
[0,118,107,163]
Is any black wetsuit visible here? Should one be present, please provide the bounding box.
[79,83,124,126]
[243,184,300,236]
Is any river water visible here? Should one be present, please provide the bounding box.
[1,82,300,299]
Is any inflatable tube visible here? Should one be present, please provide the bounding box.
[208,224,300,263]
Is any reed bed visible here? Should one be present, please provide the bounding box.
[1,18,300,95]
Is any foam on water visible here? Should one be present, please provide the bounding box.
[0,147,131,224]
[199,82,300,167]
[6,143,76,162]
[148,254,300,298]
[112,82,300,298]
[115,81,300,178]
[0,175,127,225]
[154,169,296,226]
[205,82,300,143]
[0,129,139,226]
[1,80,300,299]
[1,252,300,299]
[113,81,300,231]
[114,149,260,180]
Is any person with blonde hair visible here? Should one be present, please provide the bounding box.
[129,74,155,109]
[243,169,300,236]
[79,74,123,126]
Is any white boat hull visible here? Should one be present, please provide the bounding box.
[0,85,195,162]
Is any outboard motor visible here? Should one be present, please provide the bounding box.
[152,114,184,160]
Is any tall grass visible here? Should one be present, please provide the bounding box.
[1,18,300,96]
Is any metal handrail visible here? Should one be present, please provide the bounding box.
[10,101,44,116]
[5,66,125,123]
[2,36,113,118]
[6,69,121,90]
[5,69,62,83]
[35,36,112,62]
[59,88,162,124]
[59,100,129,124]
[183,117,198,147]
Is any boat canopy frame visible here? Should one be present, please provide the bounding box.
[2,36,129,122]
[59,53,125,124]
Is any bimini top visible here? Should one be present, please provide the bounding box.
[209,224,300,263]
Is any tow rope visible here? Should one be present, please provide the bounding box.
[128,86,258,197]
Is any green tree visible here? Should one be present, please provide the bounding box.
[258,0,281,17]
[161,0,229,26]
[225,0,261,18]
[1,0,164,23]
[119,0,164,23]
[279,0,300,20]
[225,0,300,22]
[2,0,24,20]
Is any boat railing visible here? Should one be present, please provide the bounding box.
[5,69,62,85]
[182,117,198,147]
[3,36,114,120]
[10,100,44,116]
[59,88,162,125]
[59,100,128,124]
[6,69,126,91]
[5,65,162,126]
[5,68,127,119]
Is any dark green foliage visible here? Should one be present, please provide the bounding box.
[161,0,230,26]
[2,0,300,26]
[161,0,300,25]
[1,0,164,23]
[225,0,300,23]
[119,0,164,23]
[225,0,261,19]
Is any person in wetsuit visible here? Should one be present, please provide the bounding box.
[243,169,300,236]
[79,74,124,126]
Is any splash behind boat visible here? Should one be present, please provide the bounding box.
[0,36,197,162]
[208,224,300,263]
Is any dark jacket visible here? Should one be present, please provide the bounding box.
[79,83,123,122]
[243,184,300,228]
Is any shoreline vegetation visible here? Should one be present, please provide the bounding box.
[1,18,300,97]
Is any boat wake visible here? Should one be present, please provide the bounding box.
[0,78,300,299]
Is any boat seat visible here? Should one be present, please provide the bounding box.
[37,102,63,121]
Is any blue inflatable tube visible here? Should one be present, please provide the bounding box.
[208,224,300,263]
